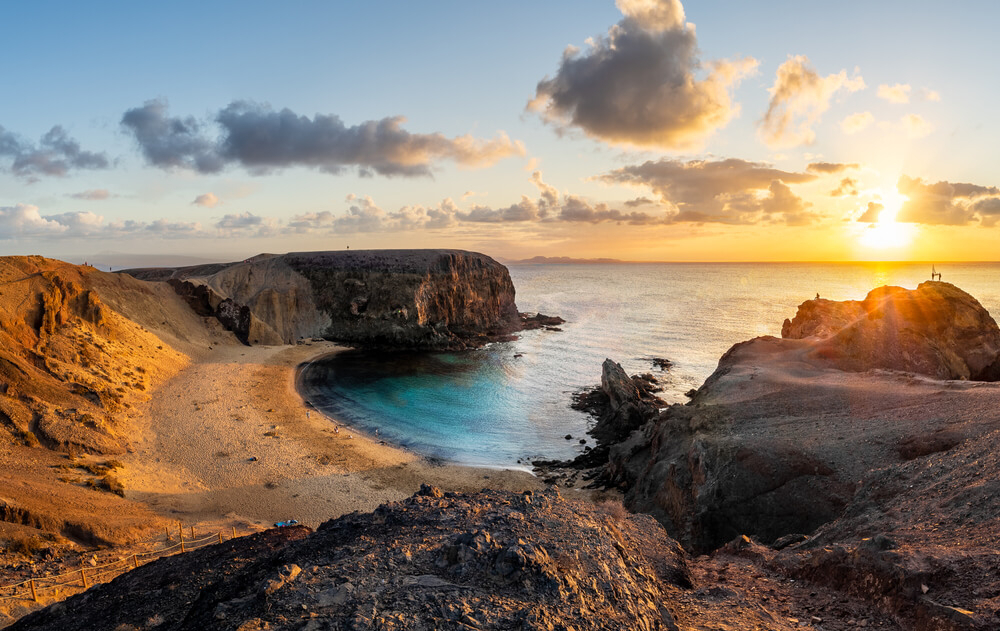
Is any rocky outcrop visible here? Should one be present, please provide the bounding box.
[11,488,695,631]
[127,250,523,350]
[574,359,665,444]
[603,282,1000,555]
[782,281,1000,381]
[0,257,187,455]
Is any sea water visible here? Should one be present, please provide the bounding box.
[298,262,1000,468]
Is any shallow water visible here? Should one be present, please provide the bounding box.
[300,262,1000,468]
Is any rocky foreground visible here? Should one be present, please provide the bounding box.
[9,486,925,631]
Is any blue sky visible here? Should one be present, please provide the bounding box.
[3,0,1000,263]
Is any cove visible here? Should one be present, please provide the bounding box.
[298,345,592,468]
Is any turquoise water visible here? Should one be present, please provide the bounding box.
[299,262,1000,468]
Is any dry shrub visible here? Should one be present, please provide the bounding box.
[595,498,629,522]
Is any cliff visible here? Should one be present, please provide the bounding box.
[125,250,522,350]
[781,281,1000,380]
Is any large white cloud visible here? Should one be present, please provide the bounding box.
[529,0,756,149]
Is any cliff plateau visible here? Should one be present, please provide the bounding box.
[125,250,522,350]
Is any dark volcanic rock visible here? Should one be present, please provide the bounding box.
[10,488,692,631]
[604,282,1000,555]
[126,249,526,350]
[782,281,1000,380]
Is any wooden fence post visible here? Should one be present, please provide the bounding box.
[190,525,194,539]
[132,554,139,569]
[218,531,223,544]
[180,530,185,553]
[30,579,38,603]
[232,526,236,539]
[81,568,88,589]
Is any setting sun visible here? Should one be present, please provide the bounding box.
[858,187,916,250]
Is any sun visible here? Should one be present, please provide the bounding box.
[858,188,915,250]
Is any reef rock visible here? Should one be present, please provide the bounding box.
[126,250,522,350]
[782,281,1000,380]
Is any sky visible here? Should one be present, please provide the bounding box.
[3,0,1000,263]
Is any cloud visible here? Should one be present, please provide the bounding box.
[625,196,657,207]
[877,83,911,104]
[122,99,523,177]
[857,201,883,222]
[0,204,202,240]
[902,114,933,138]
[759,56,865,148]
[896,175,1000,225]
[601,157,816,224]
[807,162,858,174]
[69,189,111,201]
[528,0,756,149]
[0,204,69,237]
[841,111,874,134]
[0,125,109,179]
[830,177,859,197]
[120,100,224,172]
[193,192,220,207]
[919,87,941,102]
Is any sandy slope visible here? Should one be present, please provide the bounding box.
[121,341,544,533]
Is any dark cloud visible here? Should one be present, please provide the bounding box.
[830,177,858,197]
[807,162,859,174]
[70,189,111,201]
[0,125,109,179]
[122,99,523,177]
[528,0,755,149]
[896,175,1000,225]
[600,157,814,224]
[121,100,224,172]
[624,197,657,207]
[857,202,883,223]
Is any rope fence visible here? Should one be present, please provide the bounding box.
[0,523,248,604]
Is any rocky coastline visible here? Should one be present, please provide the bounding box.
[124,249,546,351]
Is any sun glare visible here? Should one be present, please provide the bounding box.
[858,188,915,250]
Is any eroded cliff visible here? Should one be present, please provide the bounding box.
[126,249,521,350]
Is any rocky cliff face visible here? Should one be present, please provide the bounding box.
[127,250,521,350]
[781,281,1000,380]
[603,282,1000,555]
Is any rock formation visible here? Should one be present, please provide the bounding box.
[600,282,1000,555]
[10,488,696,631]
[781,281,1000,381]
[126,250,523,350]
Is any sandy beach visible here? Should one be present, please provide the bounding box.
[120,341,546,534]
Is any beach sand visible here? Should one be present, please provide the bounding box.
[120,341,546,534]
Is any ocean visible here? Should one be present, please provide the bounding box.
[298,262,1000,469]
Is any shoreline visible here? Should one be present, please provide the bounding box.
[122,340,550,534]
